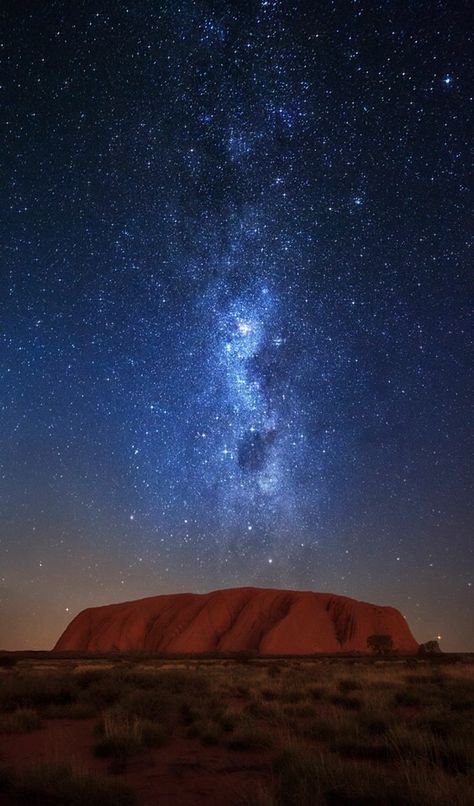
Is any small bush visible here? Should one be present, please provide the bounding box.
[449,697,474,712]
[331,736,394,761]
[246,699,276,720]
[94,735,139,760]
[272,747,325,805]
[358,712,392,737]
[75,670,105,689]
[393,688,425,708]
[0,708,41,733]
[181,701,205,725]
[12,762,134,805]
[283,703,315,719]
[227,726,273,751]
[0,766,12,792]
[329,694,362,710]
[195,720,221,746]
[0,654,18,669]
[261,688,278,701]
[217,709,240,732]
[338,677,361,693]
[94,712,166,759]
[438,738,473,776]
[267,663,281,678]
[415,713,453,739]
[306,717,338,742]
[0,675,79,712]
[84,678,124,707]
[308,685,326,701]
[278,687,303,704]
[45,702,96,720]
[139,720,167,748]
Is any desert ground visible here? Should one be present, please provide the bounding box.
[0,653,473,805]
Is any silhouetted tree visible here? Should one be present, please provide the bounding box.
[367,634,394,655]
[418,640,442,655]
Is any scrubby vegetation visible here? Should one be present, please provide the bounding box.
[0,654,472,804]
[0,761,134,805]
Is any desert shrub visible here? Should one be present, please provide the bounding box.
[227,724,273,751]
[388,724,435,759]
[414,713,453,739]
[0,707,41,733]
[192,719,221,745]
[367,634,394,655]
[405,673,432,685]
[272,747,324,805]
[147,668,211,696]
[122,688,178,726]
[217,709,240,732]
[267,663,281,678]
[307,685,327,701]
[331,735,394,761]
[282,702,315,719]
[272,745,402,806]
[74,669,106,689]
[329,693,362,710]
[94,734,140,760]
[337,677,361,693]
[233,783,274,805]
[305,717,339,742]
[358,710,393,737]
[0,675,79,712]
[397,758,474,805]
[393,688,425,708]
[246,698,275,719]
[450,698,474,712]
[44,701,97,720]
[181,701,205,725]
[0,765,12,793]
[261,688,278,701]
[12,762,134,805]
[438,737,473,776]
[0,654,18,669]
[139,720,167,748]
[94,711,166,759]
[277,686,304,704]
[233,684,250,698]
[83,676,125,707]
[391,720,473,776]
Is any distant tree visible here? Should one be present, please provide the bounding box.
[367,634,394,655]
[418,640,442,655]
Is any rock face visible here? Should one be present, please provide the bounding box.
[54,588,418,654]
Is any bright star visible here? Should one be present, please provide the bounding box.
[237,320,252,336]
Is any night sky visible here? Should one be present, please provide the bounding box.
[1,1,472,651]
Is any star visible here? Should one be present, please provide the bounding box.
[1,0,471,654]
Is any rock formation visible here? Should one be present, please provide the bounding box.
[54,587,418,654]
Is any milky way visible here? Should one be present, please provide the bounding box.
[1,1,472,650]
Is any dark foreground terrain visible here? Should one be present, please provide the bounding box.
[0,653,473,805]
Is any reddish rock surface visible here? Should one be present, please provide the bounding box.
[54,587,418,654]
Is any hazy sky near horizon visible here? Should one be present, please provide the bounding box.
[1,1,472,651]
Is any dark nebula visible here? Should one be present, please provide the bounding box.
[238,429,277,473]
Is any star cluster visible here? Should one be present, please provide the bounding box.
[0,1,472,650]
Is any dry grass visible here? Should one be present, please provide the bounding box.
[0,761,134,805]
[0,655,472,804]
[0,707,41,734]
